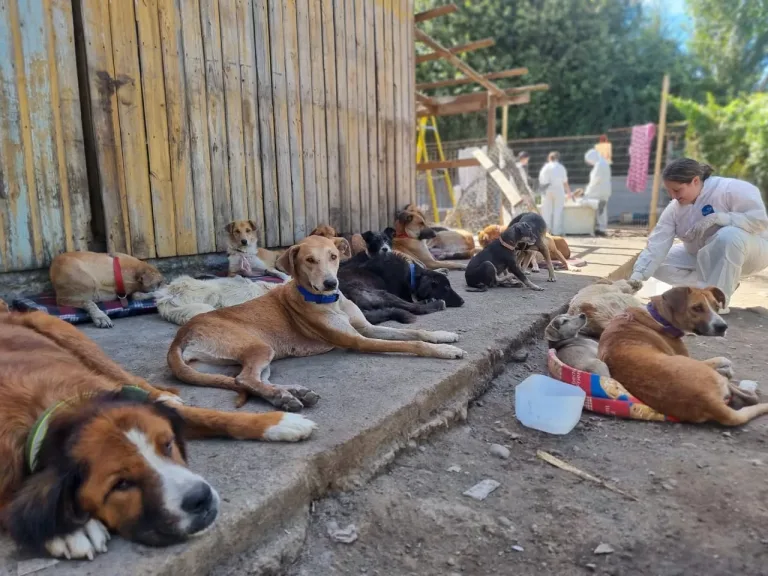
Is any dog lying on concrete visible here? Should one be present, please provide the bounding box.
[568,278,643,337]
[49,251,164,328]
[465,213,555,291]
[226,220,291,280]
[0,311,314,560]
[599,286,765,426]
[391,209,466,271]
[400,204,479,261]
[167,236,467,410]
[155,275,281,326]
[338,250,464,324]
[546,313,610,377]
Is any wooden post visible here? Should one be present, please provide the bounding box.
[649,74,670,229]
[501,104,509,143]
[486,95,496,149]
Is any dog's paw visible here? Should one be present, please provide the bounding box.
[547,276,556,283]
[93,314,114,329]
[568,267,581,273]
[435,268,450,275]
[430,330,459,343]
[263,413,317,441]
[527,283,545,291]
[708,357,734,379]
[280,385,321,407]
[45,519,110,560]
[432,344,467,359]
[273,393,305,412]
[156,393,185,406]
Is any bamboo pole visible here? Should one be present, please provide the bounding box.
[649,74,670,229]
[501,105,509,143]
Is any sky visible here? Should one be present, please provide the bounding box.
[644,0,692,45]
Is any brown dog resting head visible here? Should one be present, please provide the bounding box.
[394,210,434,240]
[137,264,164,293]
[4,395,219,553]
[309,224,337,239]
[277,236,350,294]
[652,286,728,337]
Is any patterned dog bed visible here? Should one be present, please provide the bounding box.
[547,349,676,422]
[12,294,158,325]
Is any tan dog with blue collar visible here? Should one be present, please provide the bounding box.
[168,236,467,411]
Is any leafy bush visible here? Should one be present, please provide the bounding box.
[671,93,768,202]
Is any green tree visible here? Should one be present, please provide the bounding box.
[416,0,704,140]
[686,0,768,98]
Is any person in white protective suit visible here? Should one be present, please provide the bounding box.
[583,148,612,236]
[630,158,768,312]
[538,151,570,235]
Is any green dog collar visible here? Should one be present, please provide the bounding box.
[25,386,151,474]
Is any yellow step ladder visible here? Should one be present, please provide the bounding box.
[415,116,460,226]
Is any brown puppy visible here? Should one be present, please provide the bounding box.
[0,311,315,560]
[226,220,289,280]
[168,236,466,410]
[50,251,163,329]
[599,286,767,425]
[309,224,364,258]
[478,224,502,248]
[478,224,573,271]
[0,298,8,313]
[392,210,466,271]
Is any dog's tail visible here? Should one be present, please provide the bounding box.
[364,308,417,324]
[465,286,489,292]
[167,335,241,393]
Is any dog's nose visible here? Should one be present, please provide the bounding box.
[578,313,586,320]
[181,482,214,515]
[240,239,248,246]
[381,246,390,253]
[323,278,338,291]
[713,320,728,336]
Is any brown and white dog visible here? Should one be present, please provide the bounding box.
[569,279,644,337]
[168,236,466,410]
[0,311,314,560]
[309,224,365,258]
[401,204,479,261]
[391,210,466,271]
[50,251,164,329]
[598,286,767,425]
[226,220,290,280]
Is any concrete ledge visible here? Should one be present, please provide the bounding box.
[0,242,641,576]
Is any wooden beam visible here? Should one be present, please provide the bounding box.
[506,83,549,94]
[415,37,494,64]
[414,3,457,23]
[415,91,437,107]
[416,67,528,90]
[417,158,481,171]
[472,148,522,206]
[415,30,506,99]
[649,74,670,229]
[486,95,496,149]
[424,92,531,117]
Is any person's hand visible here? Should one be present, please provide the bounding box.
[629,272,644,283]
[688,213,730,238]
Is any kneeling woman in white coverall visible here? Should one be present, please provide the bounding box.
[630,158,768,312]
[583,149,612,236]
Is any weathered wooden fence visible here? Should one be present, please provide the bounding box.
[0,0,415,271]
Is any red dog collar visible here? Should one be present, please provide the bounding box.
[112,255,129,308]
[395,232,410,239]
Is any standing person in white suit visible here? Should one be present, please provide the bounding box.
[583,148,612,236]
[630,158,768,312]
[538,151,570,235]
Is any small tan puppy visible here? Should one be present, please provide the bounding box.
[599,286,765,426]
[49,251,163,328]
[309,224,365,257]
[568,278,643,337]
[168,236,466,411]
[545,313,610,377]
[226,220,289,280]
[0,298,8,313]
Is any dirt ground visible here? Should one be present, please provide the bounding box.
[288,294,768,575]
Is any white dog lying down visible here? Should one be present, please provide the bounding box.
[567,278,643,337]
[155,275,281,325]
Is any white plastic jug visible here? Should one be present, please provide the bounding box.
[515,374,586,435]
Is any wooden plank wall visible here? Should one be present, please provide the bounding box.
[75,0,416,259]
[0,0,90,272]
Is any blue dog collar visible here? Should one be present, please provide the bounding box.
[297,285,339,304]
[409,262,417,291]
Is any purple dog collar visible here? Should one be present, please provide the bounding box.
[646,302,684,339]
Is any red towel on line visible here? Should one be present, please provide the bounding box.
[626,123,656,193]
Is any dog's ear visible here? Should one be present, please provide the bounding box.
[140,269,163,289]
[706,286,726,309]
[333,237,352,259]
[225,222,235,234]
[362,231,374,244]
[544,321,561,342]
[277,245,301,277]
[383,227,395,240]
[4,461,87,552]
[662,286,691,312]
[248,220,258,232]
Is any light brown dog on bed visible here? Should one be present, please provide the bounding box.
[49,251,163,329]
[599,286,766,426]
[226,220,290,280]
[568,278,644,337]
[309,225,365,257]
[391,210,466,271]
[0,311,314,560]
[401,204,478,260]
[168,236,466,411]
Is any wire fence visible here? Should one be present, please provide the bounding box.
[416,124,688,230]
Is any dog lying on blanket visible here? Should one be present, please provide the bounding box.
[568,279,644,337]
[226,220,291,280]
[50,251,164,329]
[167,236,467,411]
[338,250,464,324]
[402,204,479,260]
[546,313,610,377]
[465,213,556,291]
[391,209,467,271]
[309,225,367,257]
[599,286,765,426]
[0,311,315,560]
[155,275,281,326]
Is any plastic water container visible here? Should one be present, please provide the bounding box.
[515,374,586,435]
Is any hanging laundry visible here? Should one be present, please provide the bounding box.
[626,123,656,193]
